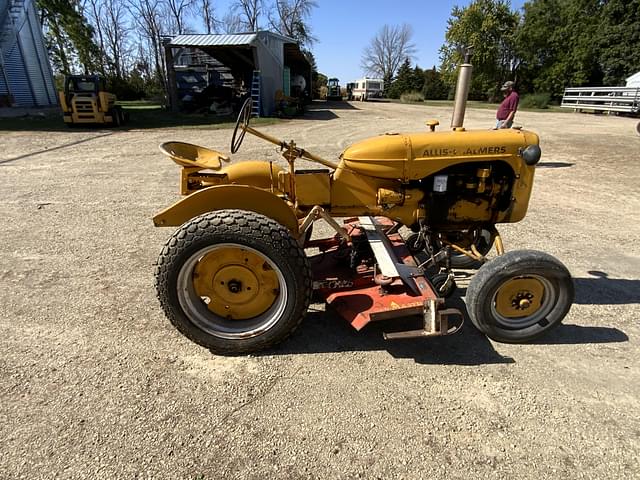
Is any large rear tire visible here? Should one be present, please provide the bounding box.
[155,210,312,354]
[465,250,574,343]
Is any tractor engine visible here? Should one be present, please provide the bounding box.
[413,161,515,228]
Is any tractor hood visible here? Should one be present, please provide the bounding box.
[341,128,540,180]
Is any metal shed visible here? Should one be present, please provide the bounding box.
[166,31,311,116]
[0,0,57,107]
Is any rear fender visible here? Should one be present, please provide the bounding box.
[224,160,282,190]
[153,184,299,234]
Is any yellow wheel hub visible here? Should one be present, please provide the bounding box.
[495,277,545,318]
[192,247,280,320]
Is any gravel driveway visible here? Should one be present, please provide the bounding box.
[1,101,639,479]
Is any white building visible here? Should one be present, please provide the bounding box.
[626,71,640,88]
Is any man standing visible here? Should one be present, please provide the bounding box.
[495,81,519,129]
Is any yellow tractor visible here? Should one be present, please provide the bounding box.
[59,75,126,126]
[152,61,574,355]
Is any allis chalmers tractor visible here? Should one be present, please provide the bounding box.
[152,61,574,355]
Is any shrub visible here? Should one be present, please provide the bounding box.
[519,92,551,109]
[400,91,425,103]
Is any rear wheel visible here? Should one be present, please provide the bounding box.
[155,210,312,354]
[465,250,573,343]
[111,108,121,127]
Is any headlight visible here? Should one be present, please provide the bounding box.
[521,145,542,165]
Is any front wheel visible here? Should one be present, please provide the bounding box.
[155,210,312,354]
[465,250,574,343]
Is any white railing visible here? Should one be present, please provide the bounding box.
[561,86,640,114]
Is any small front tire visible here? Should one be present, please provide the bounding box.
[465,250,574,343]
[430,272,456,298]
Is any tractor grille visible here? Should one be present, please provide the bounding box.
[74,99,95,112]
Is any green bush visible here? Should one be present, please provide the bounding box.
[400,91,425,103]
[519,93,551,109]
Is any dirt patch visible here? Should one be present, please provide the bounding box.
[0,101,638,479]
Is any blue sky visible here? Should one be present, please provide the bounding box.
[211,0,526,82]
[312,0,526,81]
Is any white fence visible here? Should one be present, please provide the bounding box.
[561,87,640,114]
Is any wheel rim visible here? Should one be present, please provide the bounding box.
[177,243,287,339]
[491,275,556,329]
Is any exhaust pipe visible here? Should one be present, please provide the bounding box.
[451,47,473,129]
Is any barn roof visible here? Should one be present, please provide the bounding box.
[168,31,297,48]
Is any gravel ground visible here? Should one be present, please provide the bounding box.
[1,101,639,479]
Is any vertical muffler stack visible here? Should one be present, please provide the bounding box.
[451,48,473,129]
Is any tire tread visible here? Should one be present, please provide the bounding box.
[154,210,312,354]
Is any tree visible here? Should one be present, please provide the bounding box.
[422,67,448,100]
[199,0,216,33]
[439,0,519,100]
[269,0,317,48]
[387,58,413,99]
[37,0,101,74]
[312,71,327,99]
[232,0,262,32]
[126,0,167,92]
[165,0,196,34]
[410,65,425,92]
[219,11,243,33]
[361,24,416,89]
[515,0,603,98]
[598,0,640,85]
[87,0,132,78]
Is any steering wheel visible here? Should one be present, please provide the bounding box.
[231,97,253,153]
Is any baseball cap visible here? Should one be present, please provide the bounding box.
[501,81,515,91]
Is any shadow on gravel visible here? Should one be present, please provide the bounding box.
[301,101,361,122]
[574,272,640,305]
[527,324,628,345]
[270,297,515,366]
[0,132,114,165]
[313,101,361,111]
[536,162,574,168]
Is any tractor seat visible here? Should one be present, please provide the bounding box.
[159,141,230,170]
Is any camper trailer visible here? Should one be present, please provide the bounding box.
[350,77,384,101]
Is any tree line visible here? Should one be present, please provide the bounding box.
[39,0,639,103]
[38,0,317,99]
[363,0,640,102]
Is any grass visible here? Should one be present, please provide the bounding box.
[0,100,281,132]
